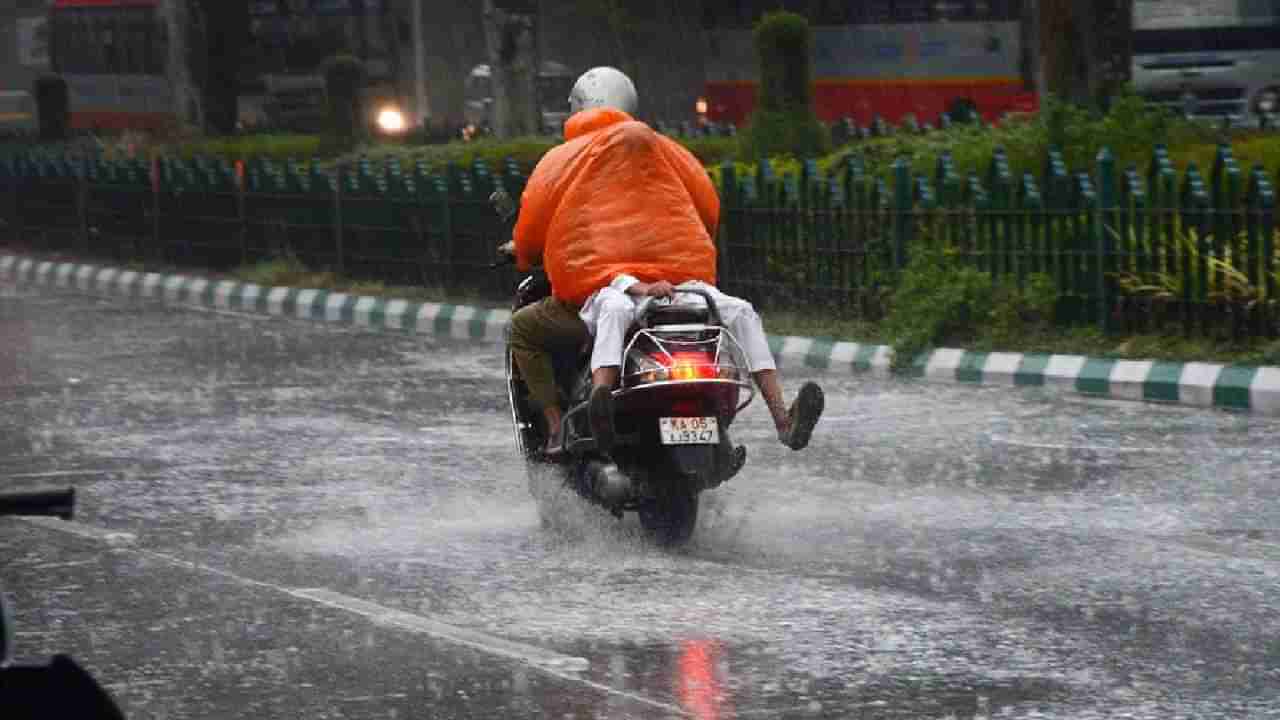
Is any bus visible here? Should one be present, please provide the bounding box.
[698,0,1037,127]
[1131,0,1280,124]
[47,0,403,133]
[0,2,51,136]
[48,0,172,131]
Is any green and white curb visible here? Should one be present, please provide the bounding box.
[4,253,1280,416]
[0,254,510,344]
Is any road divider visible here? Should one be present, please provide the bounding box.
[4,252,1279,416]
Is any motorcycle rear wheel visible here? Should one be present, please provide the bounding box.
[638,488,699,546]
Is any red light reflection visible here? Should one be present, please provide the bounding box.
[676,639,731,720]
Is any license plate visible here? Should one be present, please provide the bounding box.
[659,416,720,445]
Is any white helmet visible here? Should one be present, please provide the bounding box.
[567,66,638,116]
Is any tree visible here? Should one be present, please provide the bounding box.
[191,0,250,134]
[323,55,367,149]
[159,0,204,130]
[738,11,829,159]
[1019,0,1044,94]
[565,0,710,122]
[34,75,69,142]
[1041,0,1133,111]
[481,0,540,137]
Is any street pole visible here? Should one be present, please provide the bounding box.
[1031,0,1045,95]
[1024,0,1044,95]
[412,0,429,126]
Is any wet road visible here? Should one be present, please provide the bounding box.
[2,281,1279,719]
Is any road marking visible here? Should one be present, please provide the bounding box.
[1160,532,1280,563]
[18,518,689,716]
[17,517,136,545]
[987,436,1177,454]
[4,470,114,480]
[205,307,269,321]
[34,560,100,569]
[289,588,587,670]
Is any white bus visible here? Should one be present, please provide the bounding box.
[1132,0,1280,124]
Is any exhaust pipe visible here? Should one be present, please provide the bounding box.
[586,461,632,506]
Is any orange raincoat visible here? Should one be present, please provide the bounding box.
[513,108,719,305]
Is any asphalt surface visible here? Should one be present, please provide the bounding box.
[2,281,1279,719]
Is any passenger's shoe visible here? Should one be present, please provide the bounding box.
[779,382,824,451]
[588,384,615,453]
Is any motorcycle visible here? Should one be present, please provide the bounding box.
[492,191,754,545]
[0,488,127,719]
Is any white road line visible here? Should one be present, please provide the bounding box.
[739,705,828,717]
[1147,532,1280,564]
[289,588,586,670]
[987,436,1177,454]
[33,560,100,569]
[4,470,115,480]
[205,307,271,321]
[19,519,689,716]
[17,517,137,545]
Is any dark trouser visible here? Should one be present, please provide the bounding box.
[509,296,589,411]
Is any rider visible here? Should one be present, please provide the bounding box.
[503,66,823,457]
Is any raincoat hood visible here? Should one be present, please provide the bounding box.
[563,107,634,141]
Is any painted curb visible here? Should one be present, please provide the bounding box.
[4,252,1280,416]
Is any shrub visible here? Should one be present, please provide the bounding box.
[329,133,739,177]
[678,135,740,166]
[739,109,830,160]
[330,136,556,175]
[755,10,812,112]
[822,89,1272,187]
[323,55,367,150]
[1110,221,1280,308]
[34,75,69,142]
[738,11,830,160]
[883,238,1059,367]
[170,134,324,163]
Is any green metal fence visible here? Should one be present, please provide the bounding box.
[1,143,1276,339]
[0,151,533,299]
[717,144,1277,339]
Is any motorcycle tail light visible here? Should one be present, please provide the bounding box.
[657,351,718,381]
[631,351,719,385]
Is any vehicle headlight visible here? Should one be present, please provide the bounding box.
[1257,89,1279,114]
[376,106,407,134]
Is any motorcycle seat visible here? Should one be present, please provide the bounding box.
[643,303,711,328]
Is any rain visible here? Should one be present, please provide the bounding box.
[3,285,1279,718]
[4,0,1280,717]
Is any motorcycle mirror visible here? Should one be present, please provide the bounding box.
[490,190,516,220]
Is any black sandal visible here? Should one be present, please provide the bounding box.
[726,444,747,480]
[780,382,824,451]
[542,433,566,459]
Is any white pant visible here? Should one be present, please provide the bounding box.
[578,281,776,373]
